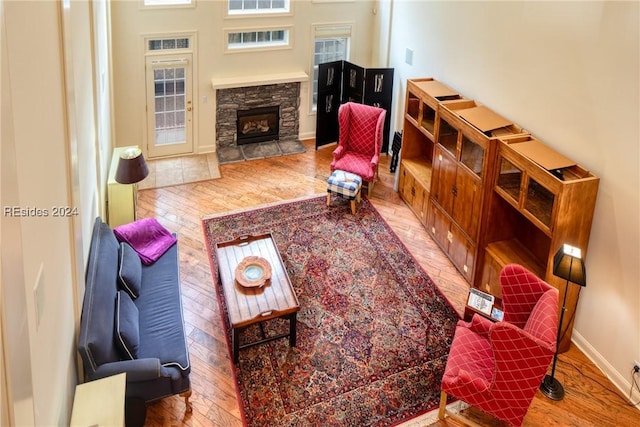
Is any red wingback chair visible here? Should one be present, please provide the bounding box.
[438,264,559,426]
[330,102,386,196]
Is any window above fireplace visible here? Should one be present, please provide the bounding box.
[225,27,292,52]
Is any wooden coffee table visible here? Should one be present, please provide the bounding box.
[215,233,300,363]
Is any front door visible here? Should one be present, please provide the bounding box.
[145,54,193,158]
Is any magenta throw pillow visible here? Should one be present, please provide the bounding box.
[113,218,176,265]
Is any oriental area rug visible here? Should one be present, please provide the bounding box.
[202,195,460,426]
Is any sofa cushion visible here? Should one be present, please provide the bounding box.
[118,242,142,299]
[115,290,140,360]
[114,218,177,265]
[137,242,190,372]
[78,218,122,373]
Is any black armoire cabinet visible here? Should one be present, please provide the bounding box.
[316,61,394,153]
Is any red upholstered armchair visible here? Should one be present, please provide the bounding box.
[438,264,559,426]
[330,102,386,196]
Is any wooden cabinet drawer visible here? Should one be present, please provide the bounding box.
[427,203,476,283]
[427,201,450,251]
[398,164,415,204]
[449,224,475,283]
[431,145,482,243]
[399,163,429,226]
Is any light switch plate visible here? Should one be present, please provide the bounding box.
[405,48,414,65]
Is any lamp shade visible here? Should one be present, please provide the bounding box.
[115,147,149,184]
[552,244,586,286]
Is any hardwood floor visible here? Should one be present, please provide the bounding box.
[137,139,638,426]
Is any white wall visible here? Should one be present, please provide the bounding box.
[3,1,78,424]
[110,0,378,154]
[386,0,639,398]
[1,0,110,425]
[1,2,35,424]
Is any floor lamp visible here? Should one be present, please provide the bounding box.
[540,243,586,401]
[115,147,149,220]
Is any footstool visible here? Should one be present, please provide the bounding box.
[327,170,363,214]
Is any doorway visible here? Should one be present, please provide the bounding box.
[145,53,193,158]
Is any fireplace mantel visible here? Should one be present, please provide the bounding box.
[211,71,308,90]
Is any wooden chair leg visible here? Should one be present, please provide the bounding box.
[367,180,375,197]
[438,390,448,420]
[180,389,193,413]
[438,392,485,427]
[326,193,331,206]
[350,200,356,215]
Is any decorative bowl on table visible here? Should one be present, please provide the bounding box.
[234,256,272,288]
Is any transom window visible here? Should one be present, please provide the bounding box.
[228,0,289,15]
[148,37,190,51]
[143,0,193,7]
[226,28,291,51]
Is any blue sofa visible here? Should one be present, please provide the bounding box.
[78,217,191,412]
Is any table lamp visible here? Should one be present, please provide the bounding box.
[115,147,149,219]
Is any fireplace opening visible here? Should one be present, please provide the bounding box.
[236,105,280,145]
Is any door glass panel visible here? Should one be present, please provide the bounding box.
[154,66,186,146]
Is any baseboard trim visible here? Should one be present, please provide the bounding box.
[299,131,315,141]
[571,331,640,409]
[196,144,216,154]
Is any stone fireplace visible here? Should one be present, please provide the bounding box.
[213,74,308,163]
[215,82,300,149]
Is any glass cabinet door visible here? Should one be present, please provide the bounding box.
[438,118,458,156]
[407,91,419,121]
[421,101,436,135]
[496,156,522,204]
[524,177,555,229]
[460,135,484,178]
